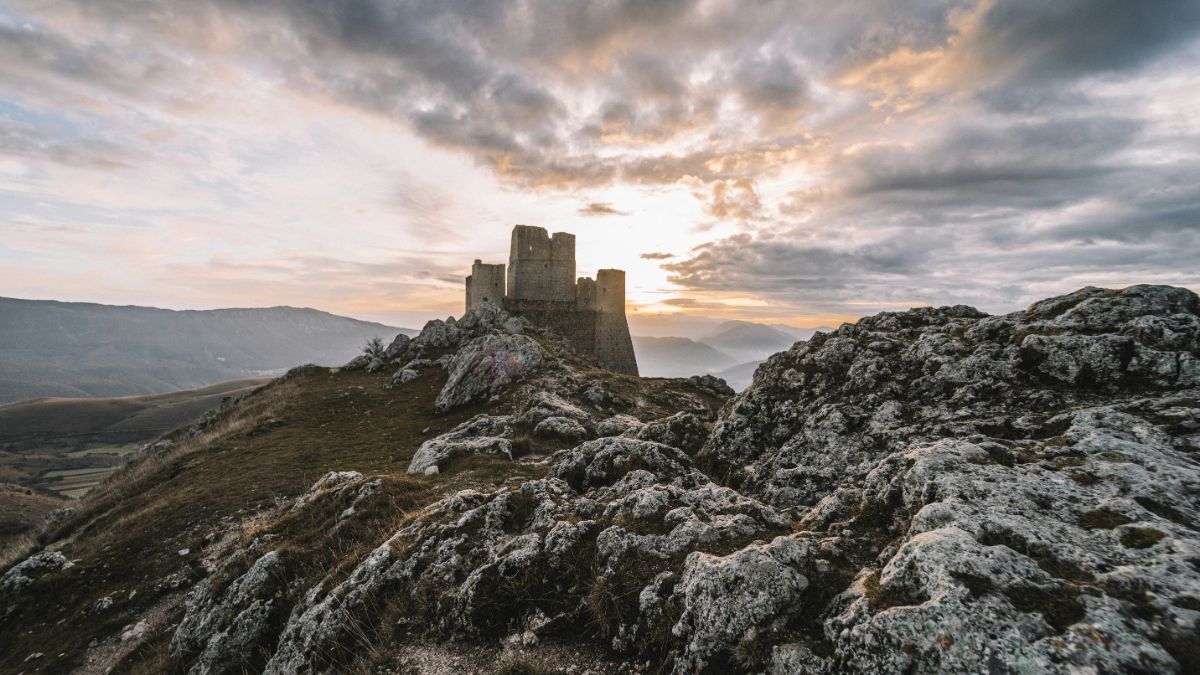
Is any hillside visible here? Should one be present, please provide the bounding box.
[0,297,413,404]
[699,320,800,363]
[2,287,1198,674]
[632,336,736,378]
[0,379,268,500]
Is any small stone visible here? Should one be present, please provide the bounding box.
[120,620,150,642]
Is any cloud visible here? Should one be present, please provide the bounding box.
[3,0,1199,322]
[578,202,630,217]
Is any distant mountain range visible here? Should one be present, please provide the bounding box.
[632,319,834,388]
[0,297,413,404]
[0,297,830,404]
[632,337,737,379]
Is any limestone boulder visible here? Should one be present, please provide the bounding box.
[597,414,643,437]
[687,374,735,398]
[519,391,593,428]
[632,412,708,453]
[171,548,290,675]
[434,333,545,412]
[533,416,591,443]
[407,415,515,474]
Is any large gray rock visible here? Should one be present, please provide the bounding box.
[407,415,515,474]
[671,536,811,671]
[533,416,590,442]
[1,550,70,595]
[171,549,289,675]
[434,333,545,412]
[519,391,594,428]
[382,332,411,360]
[632,412,708,453]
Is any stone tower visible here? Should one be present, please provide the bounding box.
[506,225,576,303]
[465,259,505,312]
[463,225,638,376]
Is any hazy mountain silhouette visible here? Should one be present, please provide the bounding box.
[698,320,801,363]
[0,297,411,404]
[631,336,736,378]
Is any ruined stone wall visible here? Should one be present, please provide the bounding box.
[507,225,575,302]
[465,260,506,312]
[464,224,638,375]
[502,293,638,376]
[591,269,637,375]
[592,311,638,376]
[502,299,597,364]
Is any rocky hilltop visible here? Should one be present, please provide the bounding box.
[2,286,1197,673]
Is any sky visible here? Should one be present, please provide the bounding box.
[2,0,1199,329]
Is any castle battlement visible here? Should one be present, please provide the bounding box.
[465,225,638,375]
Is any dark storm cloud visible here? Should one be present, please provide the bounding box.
[974,0,1200,82]
[846,117,1141,197]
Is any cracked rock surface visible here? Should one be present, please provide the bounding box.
[18,286,1195,674]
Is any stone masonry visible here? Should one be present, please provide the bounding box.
[465,225,639,375]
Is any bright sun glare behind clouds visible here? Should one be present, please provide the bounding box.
[2,0,1198,328]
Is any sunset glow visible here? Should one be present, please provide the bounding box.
[3,1,1198,327]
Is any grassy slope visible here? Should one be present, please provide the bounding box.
[0,379,268,497]
[0,484,64,540]
[0,339,724,673]
[0,379,267,442]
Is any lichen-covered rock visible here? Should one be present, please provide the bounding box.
[519,391,593,428]
[1,551,70,595]
[171,549,290,674]
[703,284,1200,508]
[687,374,736,398]
[434,333,545,412]
[533,416,590,442]
[549,437,705,491]
[597,414,643,437]
[671,536,811,671]
[632,412,708,453]
[809,404,1200,674]
[262,434,786,674]
[407,415,514,474]
[383,332,411,360]
[389,368,419,386]
[414,318,462,349]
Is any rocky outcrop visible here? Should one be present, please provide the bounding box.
[434,333,545,412]
[407,415,515,474]
[171,548,290,675]
[1,551,70,595]
[61,284,1199,674]
[688,284,1200,672]
[631,412,708,454]
[262,436,787,673]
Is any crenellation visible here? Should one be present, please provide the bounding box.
[465,225,638,375]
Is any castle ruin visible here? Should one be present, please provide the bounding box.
[465,225,639,376]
